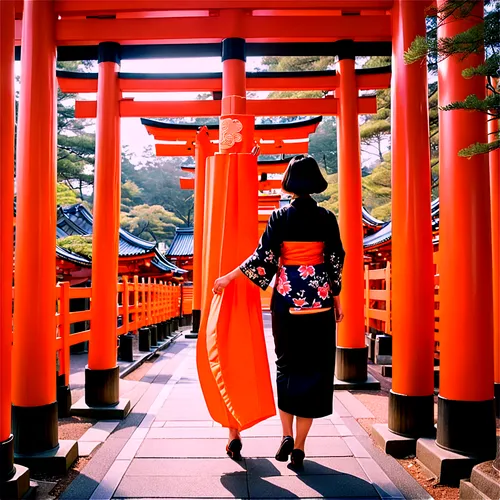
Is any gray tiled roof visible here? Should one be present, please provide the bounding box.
[363,199,440,249]
[167,227,194,257]
[57,204,186,274]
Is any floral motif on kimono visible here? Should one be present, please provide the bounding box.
[240,199,345,314]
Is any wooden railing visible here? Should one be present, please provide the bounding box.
[56,277,183,385]
[364,263,391,335]
[364,257,441,357]
[182,284,193,315]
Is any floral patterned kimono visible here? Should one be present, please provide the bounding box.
[241,196,345,418]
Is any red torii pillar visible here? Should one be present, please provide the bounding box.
[0,0,31,493]
[490,94,500,415]
[335,44,369,384]
[435,0,495,459]
[187,128,214,337]
[76,43,130,418]
[388,0,435,438]
[12,0,77,472]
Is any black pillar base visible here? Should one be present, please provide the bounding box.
[494,382,500,418]
[436,395,496,459]
[118,334,134,362]
[138,327,151,352]
[157,322,165,342]
[84,366,119,407]
[335,346,368,383]
[172,318,179,332]
[388,391,435,438]
[0,456,31,500]
[0,436,15,482]
[12,402,58,455]
[14,440,78,476]
[149,325,158,348]
[191,309,201,333]
[56,385,72,419]
[165,320,172,337]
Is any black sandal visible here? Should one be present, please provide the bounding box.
[226,438,243,461]
[275,436,294,462]
[290,449,305,468]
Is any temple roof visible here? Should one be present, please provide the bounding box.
[167,227,194,257]
[363,198,440,250]
[57,204,185,274]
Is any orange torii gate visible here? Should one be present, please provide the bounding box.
[1,0,497,492]
[140,117,325,334]
[66,65,390,381]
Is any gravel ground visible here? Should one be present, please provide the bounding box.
[30,417,97,499]
[353,365,458,500]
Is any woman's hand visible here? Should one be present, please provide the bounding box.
[335,304,344,323]
[334,296,344,323]
[213,275,231,295]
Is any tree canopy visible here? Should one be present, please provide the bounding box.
[120,204,183,243]
[405,0,500,156]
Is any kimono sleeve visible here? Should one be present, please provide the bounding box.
[324,211,345,296]
[240,212,281,291]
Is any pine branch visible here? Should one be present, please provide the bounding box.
[441,93,500,112]
[459,139,500,156]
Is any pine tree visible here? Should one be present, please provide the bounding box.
[56,61,96,197]
[405,0,500,156]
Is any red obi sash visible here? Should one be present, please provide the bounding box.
[279,241,331,315]
[280,241,325,266]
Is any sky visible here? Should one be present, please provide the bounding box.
[80,56,266,161]
[14,55,383,167]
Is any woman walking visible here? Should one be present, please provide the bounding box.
[213,155,345,467]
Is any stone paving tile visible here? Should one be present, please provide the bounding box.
[126,458,247,476]
[245,457,370,481]
[332,398,350,417]
[91,459,132,500]
[242,437,353,458]
[163,421,214,428]
[242,424,340,438]
[137,438,231,458]
[156,405,213,421]
[80,424,119,443]
[335,425,352,437]
[136,437,353,460]
[115,475,248,498]
[341,416,370,437]
[147,427,229,439]
[343,437,371,459]
[247,474,379,499]
[78,441,102,457]
[357,458,405,499]
[335,392,375,419]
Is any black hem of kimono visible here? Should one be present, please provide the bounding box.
[272,309,336,419]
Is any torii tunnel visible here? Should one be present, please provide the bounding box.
[0,0,498,495]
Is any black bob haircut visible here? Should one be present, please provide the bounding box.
[281,155,328,195]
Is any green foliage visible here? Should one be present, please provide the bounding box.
[259,56,338,173]
[57,235,93,259]
[121,148,195,225]
[120,204,183,244]
[57,183,81,206]
[362,156,392,220]
[261,55,333,100]
[308,118,338,174]
[405,0,500,156]
[121,180,144,212]
[404,36,431,65]
[441,92,500,111]
[318,173,339,215]
[459,138,500,156]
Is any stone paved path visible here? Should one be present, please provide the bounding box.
[62,314,431,500]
